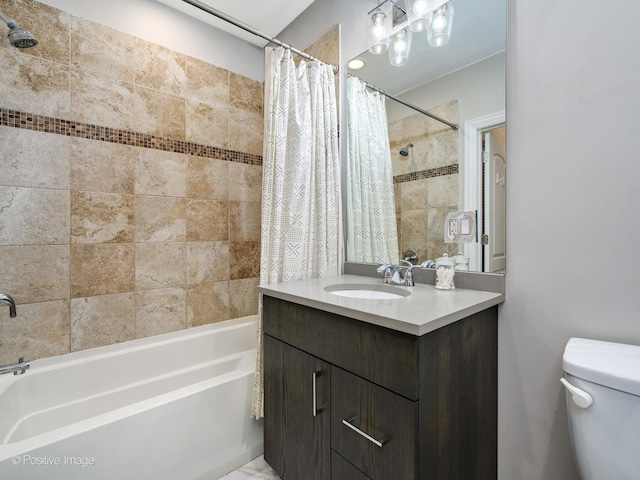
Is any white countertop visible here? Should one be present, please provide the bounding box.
[257,274,504,336]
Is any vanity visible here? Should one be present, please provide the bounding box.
[259,274,503,480]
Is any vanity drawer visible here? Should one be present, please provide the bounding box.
[331,450,371,480]
[331,367,417,480]
[263,295,419,400]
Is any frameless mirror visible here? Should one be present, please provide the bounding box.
[345,0,506,273]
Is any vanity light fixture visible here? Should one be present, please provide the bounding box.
[368,9,390,54]
[405,0,448,32]
[366,0,454,66]
[427,2,454,47]
[389,28,412,66]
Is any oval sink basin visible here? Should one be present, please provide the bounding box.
[324,284,411,300]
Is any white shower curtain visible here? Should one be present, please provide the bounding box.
[251,47,341,419]
[346,76,399,264]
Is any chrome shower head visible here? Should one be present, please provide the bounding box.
[399,142,414,156]
[0,10,38,48]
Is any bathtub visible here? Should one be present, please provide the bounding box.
[0,316,263,480]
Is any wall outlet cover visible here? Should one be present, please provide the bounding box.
[444,211,477,243]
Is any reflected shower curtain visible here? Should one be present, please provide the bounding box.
[346,76,399,264]
[251,47,340,419]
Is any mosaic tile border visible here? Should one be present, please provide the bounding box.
[0,108,263,166]
[393,164,459,184]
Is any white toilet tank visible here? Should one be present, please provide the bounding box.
[562,337,640,480]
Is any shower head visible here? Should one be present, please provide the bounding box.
[0,10,38,48]
[399,142,414,157]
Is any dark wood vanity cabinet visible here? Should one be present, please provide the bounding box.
[263,295,498,480]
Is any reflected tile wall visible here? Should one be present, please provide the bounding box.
[0,0,263,363]
[390,101,459,262]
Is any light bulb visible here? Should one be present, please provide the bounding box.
[412,0,429,16]
[432,10,447,32]
[368,10,389,54]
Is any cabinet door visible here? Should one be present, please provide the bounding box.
[264,335,331,480]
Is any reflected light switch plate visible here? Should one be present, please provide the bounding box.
[444,211,477,243]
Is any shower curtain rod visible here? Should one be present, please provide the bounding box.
[180,0,339,74]
[350,74,459,130]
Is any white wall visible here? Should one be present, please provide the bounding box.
[35,0,264,80]
[386,51,506,124]
[283,0,640,478]
[501,0,640,477]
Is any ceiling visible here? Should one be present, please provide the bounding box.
[159,0,506,95]
[157,0,316,47]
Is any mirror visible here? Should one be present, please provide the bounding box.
[345,0,506,273]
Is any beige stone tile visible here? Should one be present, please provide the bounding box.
[229,277,259,318]
[0,48,70,118]
[427,206,458,259]
[70,138,136,194]
[186,199,228,242]
[0,126,69,189]
[401,208,428,263]
[135,149,186,197]
[228,163,262,203]
[228,107,263,156]
[229,72,263,116]
[304,25,340,66]
[135,38,187,96]
[70,293,135,351]
[134,85,186,140]
[135,288,186,339]
[427,174,459,208]
[229,201,261,242]
[136,243,187,290]
[229,241,260,280]
[135,196,186,242]
[71,191,134,243]
[1,0,70,64]
[0,245,69,304]
[0,187,69,245]
[0,299,70,365]
[186,56,228,107]
[401,178,428,212]
[186,100,228,148]
[186,156,228,200]
[70,15,135,81]
[187,241,229,284]
[187,281,230,328]
[70,69,135,130]
[70,244,135,298]
[411,130,459,171]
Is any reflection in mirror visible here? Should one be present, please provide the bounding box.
[345,0,506,273]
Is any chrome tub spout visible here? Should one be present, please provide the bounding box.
[0,293,16,317]
[0,357,30,375]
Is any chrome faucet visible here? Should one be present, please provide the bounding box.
[0,357,30,375]
[0,293,16,318]
[377,261,421,287]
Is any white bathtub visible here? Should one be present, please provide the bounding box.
[0,316,263,480]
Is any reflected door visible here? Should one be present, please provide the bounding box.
[484,132,506,272]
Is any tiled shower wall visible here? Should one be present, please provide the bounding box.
[0,0,263,364]
[390,100,460,264]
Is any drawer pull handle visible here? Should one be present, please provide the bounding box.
[342,417,385,448]
[313,371,319,417]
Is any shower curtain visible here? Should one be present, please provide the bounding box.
[346,76,399,264]
[251,47,340,419]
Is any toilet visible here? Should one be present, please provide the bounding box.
[561,337,640,480]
